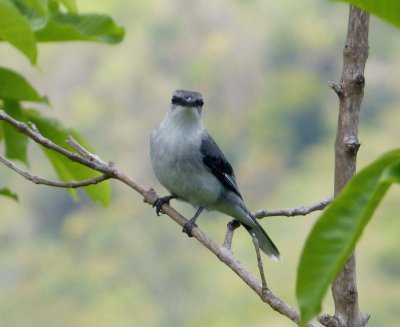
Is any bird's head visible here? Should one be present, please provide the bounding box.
[169,89,204,122]
[171,89,204,109]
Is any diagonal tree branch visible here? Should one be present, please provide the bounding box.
[0,109,321,327]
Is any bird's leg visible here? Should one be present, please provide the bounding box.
[153,194,177,216]
[182,207,204,237]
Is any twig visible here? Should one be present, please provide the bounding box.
[0,109,321,327]
[253,196,333,219]
[252,236,268,292]
[222,220,241,250]
[0,110,117,176]
[66,135,108,165]
[0,154,110,188]
[327,81,344,98]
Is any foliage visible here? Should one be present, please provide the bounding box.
[0,0,124,204]
[0,67,42,101]
[0,187,18,201]
[0,0,37,64]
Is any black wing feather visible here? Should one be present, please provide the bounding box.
[200,134,243,199]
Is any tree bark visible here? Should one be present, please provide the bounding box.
[331,5,369,327]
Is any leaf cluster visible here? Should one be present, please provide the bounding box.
[0,0,124,204]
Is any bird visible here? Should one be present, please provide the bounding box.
[150,89,280,260]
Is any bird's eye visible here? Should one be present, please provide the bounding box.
[193,99,204,107]
[171,96,181,105]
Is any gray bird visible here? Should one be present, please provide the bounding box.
[150,89,280,260]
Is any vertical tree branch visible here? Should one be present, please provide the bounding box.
[331,5,369,327]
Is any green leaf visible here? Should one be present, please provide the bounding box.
[2,100,29,164]
[333,0,400,29]
[0,122,3,141]
[11,0,49,31]
[35,12,124,44]
[0,67,42,102]
[58,0,78,13]
[0,187,19,201]
[26,110,111,206]
[0,0,37,64]
[297,149,400,326]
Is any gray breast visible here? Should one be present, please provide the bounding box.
[150,127,222,207]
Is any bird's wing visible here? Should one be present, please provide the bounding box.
[200,133,243,199]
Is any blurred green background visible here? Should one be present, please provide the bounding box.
[1,0,400,326]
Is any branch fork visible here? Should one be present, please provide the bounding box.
[328,81,344,98]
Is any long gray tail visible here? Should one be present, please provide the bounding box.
[241,213,281,261]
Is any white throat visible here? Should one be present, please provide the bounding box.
[161,105,203,135]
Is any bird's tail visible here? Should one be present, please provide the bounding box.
[241,213,281,261]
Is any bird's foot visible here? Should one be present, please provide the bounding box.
[153,195,175,216]
[227,220,241,230]
[182,219,198,237]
